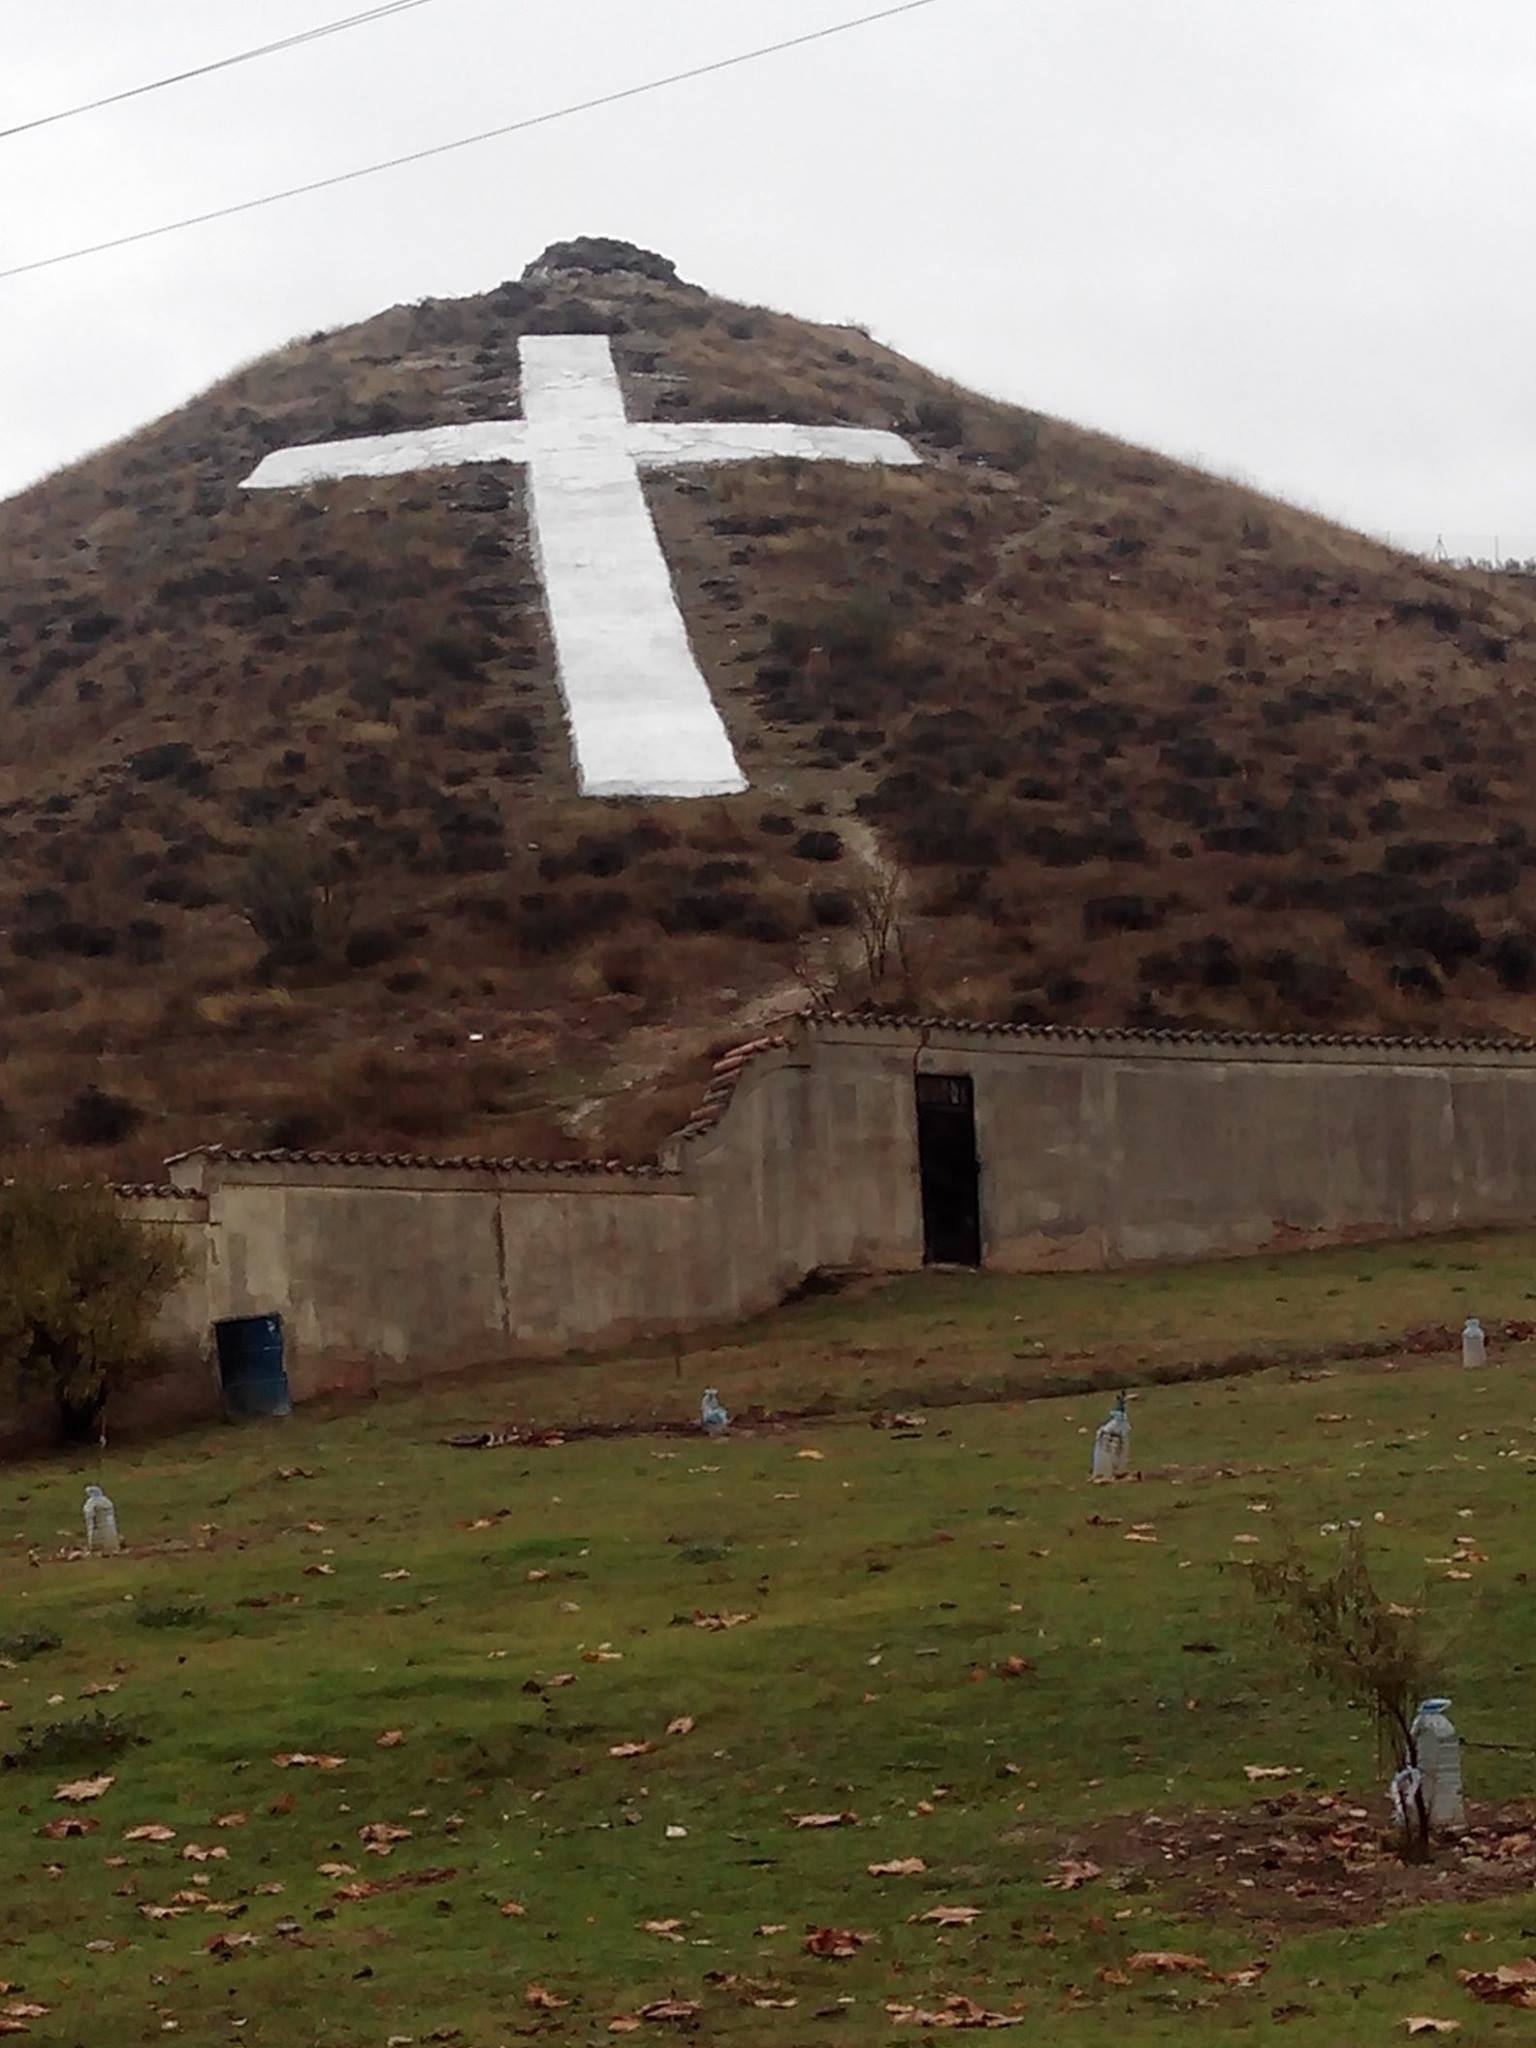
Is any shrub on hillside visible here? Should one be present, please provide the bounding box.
[343,925,406,971]
[1490,930,1536,992]
[127,742,208,789]
[913,396,964,447]
[793,830,844,864]
[810,888,856,928]
[1082,894,1160,936]
[59,1087,142,1147]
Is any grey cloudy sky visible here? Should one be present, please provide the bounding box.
[2,0,1532,555]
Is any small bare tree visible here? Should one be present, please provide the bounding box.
[853,858,909,993]
[1243,1531,1440,1857]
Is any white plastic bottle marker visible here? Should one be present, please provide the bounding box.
[83,1485,121,1555]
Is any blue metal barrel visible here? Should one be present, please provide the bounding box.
[215,1314,292,1420]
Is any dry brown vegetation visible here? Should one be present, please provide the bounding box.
[2,234,1536,1178]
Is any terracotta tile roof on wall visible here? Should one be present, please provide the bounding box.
[163,1034,795,1182]
[113,1183,193,1201]
[674,1034,790,1142]
[814,1013,1536,1055]
[166,1145,673,1180]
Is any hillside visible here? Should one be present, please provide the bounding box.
[3,234,1536,1180]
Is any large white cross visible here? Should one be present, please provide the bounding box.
[244,335,921,799]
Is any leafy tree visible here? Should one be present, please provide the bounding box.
[1243,1531,1442,1855]
[0,1180,187,1444]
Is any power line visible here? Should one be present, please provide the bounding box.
[0,0,943,283]
[0,1,442,143]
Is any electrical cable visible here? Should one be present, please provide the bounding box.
[0,0,943,283]
[0,1,442,143]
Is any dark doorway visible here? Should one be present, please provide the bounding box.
[916,1073,982,1267]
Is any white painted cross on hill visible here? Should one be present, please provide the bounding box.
[245,336,921,799]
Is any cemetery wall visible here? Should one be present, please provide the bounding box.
[117,1020,1536,1418]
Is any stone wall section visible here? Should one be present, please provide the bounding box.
[105,1018,1536,1417]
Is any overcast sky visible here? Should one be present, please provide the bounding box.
[2,0,1532,555]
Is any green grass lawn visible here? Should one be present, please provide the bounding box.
[467,1225,1536,1427]
[5,1236,1536,2045]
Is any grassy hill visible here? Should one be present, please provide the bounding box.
[5,1234,1536,2045]
[4,235,1536,1178]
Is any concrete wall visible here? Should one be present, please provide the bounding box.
[125,1021,1536,1408]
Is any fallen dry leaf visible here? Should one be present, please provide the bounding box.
[913,1905,983,1927]
[524,1985,569,2011]
[666,1715,695,1737]
[637,2000,700,2023]
[609,2021,641,2036]
[181,1844,228,1863]
[333,1866,457,1904]
[1459,1958,1536,2008]
[38,1816,97,1839]
[1128,1951,1212,1976]
[795,1449,826,1461]
[756,1923,788,1937]
[1405,2022,1460,2037]
[1045,1858,1102,1891]
[317,1862,355,1879]
[376,1730,405,1748]
[213,1813,247,1829]
[1243,1765,1293,1782]
[868,1858,927,1877]
[641,1920,686,1942]
[359,1823,412,1846]
[273,1753,346,1770]
[139,1904,190,1920]
[79,1681,119,1699]
[302,1564,335,1578]
[499,1900,527,1918]
[381,1569,411,1581]
[887,1998,1024,2029]
[205,1931,260,1957]
[804,1927,871,1958]
[793,1811,857,1829]
[609,1742,654,1759]
[691,1610,755,1631]
[54,1775,113,1803]
[752,2000,798,2011]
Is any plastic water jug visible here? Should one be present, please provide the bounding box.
[1091,1393,1130,1480]
[1462,1317,1486,1369]
[83,1485,120,1555]
[700,1388,730,1435]
[1412,1697,1466,1832]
